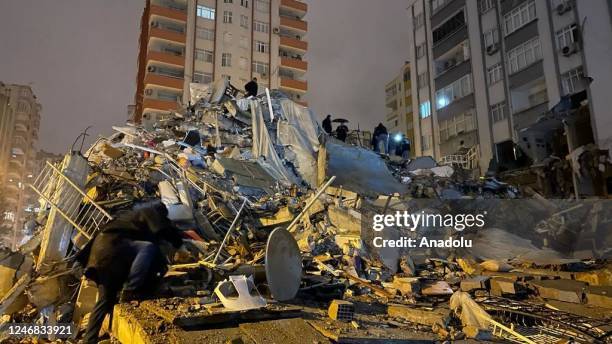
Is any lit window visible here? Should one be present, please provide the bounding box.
[222,53,232,67]
[507,37,542,74]
[419,101,431,118]
[503,0,536,35]
[196,27,215,41]
[224,11,233,23]
[487,63,502,84]
[197,5,215,20]
[435,74,473,109]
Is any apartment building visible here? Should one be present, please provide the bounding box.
[384,62,416,156]
[406,0,612,170]
[0,83,41,246]
[133,0,308,123]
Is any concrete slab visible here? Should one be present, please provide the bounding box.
[460,276,490,292]
[585,286,612,309]
[240,318,331,344]
[387,304,450,327]
[530,279,587,303]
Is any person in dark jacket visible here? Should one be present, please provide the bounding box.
[78,202,183,344]
[336,123,349,142]
[322,115,333,134]
[372,123,388,153]
[244,77,258,97]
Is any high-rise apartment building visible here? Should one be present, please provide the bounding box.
[133,0,308,123]
[384,62,416,156]
[0,83,41,247]
[406,0,612,171]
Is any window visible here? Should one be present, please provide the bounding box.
[439,119,449,141]
[193,71,213,84]
[479,0,494,13]
[197,5,215,20]
[254,20,269,33]
[240,15,249,28]
[490,102,506,122]
[435,74,473,109]
[252,61,269,75]
[416,42,426,59]
[487,63,503,84]
[224,0,232,3]
[254,40,269,53]
[256,0,269,12]
[507,37,542,74]
[157,90,179,102]
[241,0,249,8]
[432,10,466,44]
[403,70,411,82]
[196,27,214,40]
[417,71,429,89]
[223,11,233,23]
[504,0,536,35]
[222,53,232,67]
[195,49,213,63]
[419,101,431,118]
[483,28,499,47]
[224,31,233,42]
[556,24,578,49]
[561,66,584,95]
[431,0,450,13]
[414,12,425,29]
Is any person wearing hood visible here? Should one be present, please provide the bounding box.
[76,202,184,344]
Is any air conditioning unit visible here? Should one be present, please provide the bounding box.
[556,1,572,15]
[145,89,153,96]
[272,27,280,34]
[151,21,159,28]
[147,66,156,72]
[561,42,579,56]
[486,43,499,55]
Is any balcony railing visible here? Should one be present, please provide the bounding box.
[147,50,185,67]
[280,16,308,32]
[280,36,308,51]
[144,73,184,90]
[280,78,308,92]
[280,57,307,71]
[143,98,180,112]
[150,27,186,44]
[150,4,187,22]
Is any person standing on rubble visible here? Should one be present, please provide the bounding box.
[336,122,349,142]
[244,77,258,98]
[372,123,388,154]
[322,114,333,134]
[75,202,184,344]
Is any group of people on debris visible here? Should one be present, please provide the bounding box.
[322,115,410,158]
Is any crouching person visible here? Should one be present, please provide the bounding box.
[76,201,184,343]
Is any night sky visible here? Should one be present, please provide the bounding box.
[0,0,410,154]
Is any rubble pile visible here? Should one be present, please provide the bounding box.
[0,80,610,343]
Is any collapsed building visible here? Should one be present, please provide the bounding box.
[0,80,611,343]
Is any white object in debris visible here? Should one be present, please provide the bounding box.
[430,165,454,178]
[159,180,193,221]
[214,275,267,311]
[161,139,176,148]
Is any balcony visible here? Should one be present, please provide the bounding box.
[149,27,186,44]
[280,0,307,17]
[280,58,307,72]
[150,4,187,22]
[280,36,308,52]
[280,78,307,93]
[144,73,184,90]
[147,50,185,67]
[143,98,179,112]
[280,16,308,33]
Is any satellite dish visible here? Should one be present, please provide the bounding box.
[265,228,302,301]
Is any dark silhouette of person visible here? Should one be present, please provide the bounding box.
[322,115,332,134]
[372,123,388,153]
[336,123,349,142]
[244,77,258,97]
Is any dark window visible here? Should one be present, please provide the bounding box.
[433,11,465,45]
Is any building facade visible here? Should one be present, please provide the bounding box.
[133,0,308,123]
[406,0,612,170]
[384,62,416,156]
[0,83,41,248]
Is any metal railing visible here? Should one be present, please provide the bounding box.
[439,144,479,169]
[28,161,112,240]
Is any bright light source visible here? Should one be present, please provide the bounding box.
[394,134,403,142]
[437,96,449,109]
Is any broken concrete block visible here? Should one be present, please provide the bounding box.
[334,234,361,255]
[585,286,612,309]
[421,280,453,296]
[490,278,519,297]
[73,278,99,327]
[101,143,124,159]
[387,304,450,327]
[530,279,587,303]
[328,299,354,321]
[258,207,293,227]
[462,325,493,340]
[456,257,480,275]
[391,276,421,296]
[479,260,513,272]
[327,205,362,234]
[460,276,490,292]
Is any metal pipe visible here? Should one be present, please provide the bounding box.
[212,199,248,265]
[287,176,337,233]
